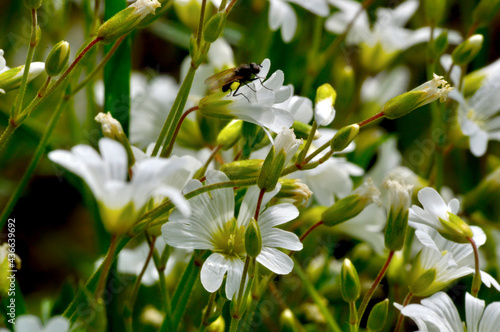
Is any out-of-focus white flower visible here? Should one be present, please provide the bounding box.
[162,170,302,299]
[48,138,191,233]
[0,50,6,74]
[396,292,500,332]
[314,83,336,126]
[0,52,45,94]
[268,0,329,43]
[274,85,314,124]
[0,315,69,332]
[361,67,411,106]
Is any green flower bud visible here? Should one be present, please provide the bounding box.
[176,118,205,150]
[292,120,319,140]
[409,269,436,296]
[438,212,474,243]
[331,124,359,152]
[258,146,285,192]
[341,259,361,303]
[472,0,500,28]
[206,316,225,332]
[23,0,42,9]
[45,41,70,77]
[203,12,226,43]
[97,0,161,44]
[174,0,202,31]
[433,30,449,57]
[217,120,242,150]
[367,299,389,332]
[220,160,263,180]
[275,178,312,207]
[280,309,300,332]
[451,34,484,66]
[382,74,453,120]
[0,243,21,297]
[245,218,262,258]
[360,42,397,73]
[0,63,45,93]
[322,179,380,227]
[314,83,336,126]
[384,179,412,251]
[425,0,446,25]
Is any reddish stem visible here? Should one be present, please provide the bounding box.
[395,292,413,332]
[358,111,385,127]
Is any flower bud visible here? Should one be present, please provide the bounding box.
[280,309,300,332]
[472,0,500,28]
[409,268,436,296]
[367,299,389,331]
[382,74,453,120]
[97,0,161,44]
[0,62,45,93]
[330,124,359,152]
[199,92,235,119]
[274,128,302,165]
[292,120,319,140]
[95,112,125,139]
[203,12,227,43]
[425,0,446,25]
[322,179,380,227]
[258,146,285,192]
[451,34,484,66]
[206,315,225,332]
[45,41,70,77]
[176,118,205,150]
[314,83,336,126]
[340,259,361,303]
[216,120,242,150]
[433,30,449,57]
[438,212,474,243]
[384,179,412,251]
[23,0,42,9]
[275,178,312,207]
[174,0,202,31]
[220,160,263,180]
[360,43,397,73]
[0,243,21,296]
[245,218,262,258]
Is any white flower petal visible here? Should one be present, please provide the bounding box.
[200,253,230,293]
[469,130,489,157]
[225,258,245,300]
[257,247,294,274]
[258,203,299,229]
[479,303,500,331]
[466,292,485,332]
[261,228,303,251]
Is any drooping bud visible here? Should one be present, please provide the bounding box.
[330,124,359,152]
[45,41,70,77]
[451,34,484,66]
[220,160,263,180]
[382,74,453,120]
[314,83,336,126]
[216,120,242,150]
[322,179,381,226]
[367,299,389,332]
[203,12,227,43]
[23,0,42,9]
[275,178,312,207]
[0,62,45,93]
[384,179,412,251]
[340,259,361,303]
[97,0,161,44]
[245,218,262,258]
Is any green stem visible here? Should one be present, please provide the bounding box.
[0,122,16,157]
[197,0,207,47]
[468,237,482,297]
[162,106,199,158]
[129,235,157,312]
[12,8,39,118]
[293,259,342,332]
[153,66,196,157]
[349,301,358,332]
[357,251,394,323]
[95,234,120,300]
[234,256,251,318]
[297,121,318,163]
[200,291,217,330]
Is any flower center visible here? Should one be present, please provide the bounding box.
[211,217,246,259]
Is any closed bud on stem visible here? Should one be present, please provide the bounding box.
[23,0,42,9]
[245,218,262,258]
[382,74,453,119]
[429,30,449,59]
[203,12,227,43]
[331,124,359,152]
[220,159,263,180]
[176,118,205,150]
[97,0,161,44]
[472,0,500,28]
[322,179,380,226]
[425,0,446,25]
[95,112,125,139]
[367,299,389,332]
[258,146,285,192]
[206,315,225,332]
[341,259,361,303]
[452,34,484,66]
[216,120,242,150]
[0,63,45,94]
[292,120,319,140]
[275,178,312,207]
[438,212,474,243]
[384,179,412,251]
[280,309,300,332]
[45,41,70,77]
[0,243,21,296]
[314,83,336,126]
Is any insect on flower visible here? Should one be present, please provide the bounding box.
[204,62,271,101]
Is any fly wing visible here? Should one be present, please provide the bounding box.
[204,68,239,91]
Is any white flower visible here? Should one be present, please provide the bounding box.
[95,112,125,139]
[412,224,500,292]
[448,71,500,157]
[48,138,191,233]
[397,292,500,332]
[274,85,313,124]
[268,0,329,43]
[274,128,303,165]
[0,315,69,332]
[162,170,302,299]
[131,0,161,19]
[314,84,336,126]
[409,187,460,233]
[0,50,6,74]
[385,178,413,215]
